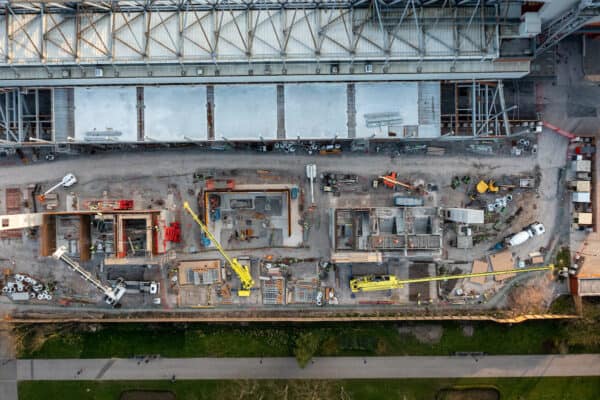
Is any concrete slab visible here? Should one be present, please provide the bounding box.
[74,87,137,142]
[144,86,207,141]
[214,85,277,140]
[355,82,419,138]
[285,83,347,139]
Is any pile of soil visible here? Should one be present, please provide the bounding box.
[436,387,500,400]
[120,391,176,400]
[398,324,444,344]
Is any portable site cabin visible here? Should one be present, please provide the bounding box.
[573,192,591,203]
[444,208,485,224]
[572,159,592,173]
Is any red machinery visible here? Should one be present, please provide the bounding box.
[83,199,134,211]
[164,222,181,243]
[116,199,134,210]
[205,179,235,190]
[380,172,416,191]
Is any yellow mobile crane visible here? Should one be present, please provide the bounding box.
[350,264,554,293]
[183,201,255,296]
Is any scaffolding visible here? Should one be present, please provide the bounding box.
[262,278,285,305]
[0,88,53,145]
[440,80,538,137]
[293,280,317,303]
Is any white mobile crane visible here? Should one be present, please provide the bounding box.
[52,245,126,306]
[38,173,78,201]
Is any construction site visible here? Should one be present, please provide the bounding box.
[0,0,598,321]
[0,130,574,316]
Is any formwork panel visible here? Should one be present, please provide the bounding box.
[214,85,277,140]
[355,83,420,138]
[74,87,137,142]
[285,83,347,139]
[144,86,208,141]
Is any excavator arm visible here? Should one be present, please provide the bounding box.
[379,174,417,191]
[183,201,255,296]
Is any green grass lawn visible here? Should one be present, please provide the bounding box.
[18,320,575,359]
[549,295,576,314]
[18,377,600,400]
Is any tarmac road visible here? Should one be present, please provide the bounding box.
[12,355,600,381]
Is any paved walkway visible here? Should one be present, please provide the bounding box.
[14,355,600,381]
[0,359,17,400]
[0,327,17,400]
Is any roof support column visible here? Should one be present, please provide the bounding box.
[17,88,23,142]
[498,80,511,136]
[277,84,285,139]
[471,80,476,137]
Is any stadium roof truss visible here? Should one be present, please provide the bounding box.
[0,0,501,66]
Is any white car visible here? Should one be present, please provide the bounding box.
[152,298,161,305]
[149,282,159,295]
[315,291,323,307]
[61,173,78,187]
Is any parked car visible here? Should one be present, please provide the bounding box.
[62,173,78,187]
[149,282,159,295]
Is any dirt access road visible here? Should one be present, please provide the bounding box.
[0,142,543,188]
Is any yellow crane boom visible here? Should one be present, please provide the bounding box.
[183,201,255,296]
[350,264,554,293]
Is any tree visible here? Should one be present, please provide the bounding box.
[293,332,320,368]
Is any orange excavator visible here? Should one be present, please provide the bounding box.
[379,172,418,192]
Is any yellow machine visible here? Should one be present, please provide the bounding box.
[350,264,554,293]
[183,201,255,296]
[476,180,499,194]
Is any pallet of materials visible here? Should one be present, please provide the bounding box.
[0,189,22,239]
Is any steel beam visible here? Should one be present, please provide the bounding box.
[2,1,501,14]
[535,0,600,57]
